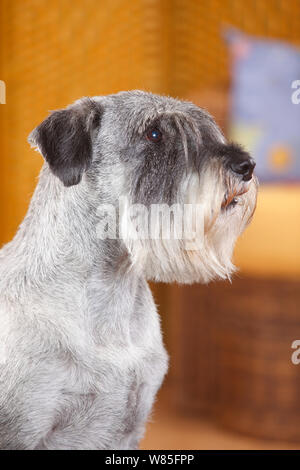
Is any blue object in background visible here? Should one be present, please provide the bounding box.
[225,28,300,183]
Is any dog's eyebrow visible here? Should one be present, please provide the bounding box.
[126,114,161,140]
[173,116,189,163]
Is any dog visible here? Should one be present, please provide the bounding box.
[0,91,257,449]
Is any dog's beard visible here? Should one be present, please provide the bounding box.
[121,160,257,284]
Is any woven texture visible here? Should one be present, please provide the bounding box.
[171,0,300,95]
[171,277,300,442]
[0,0,300,243]
[0,0,169,242]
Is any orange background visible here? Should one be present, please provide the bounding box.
[1,0,300,450]
[1,0,300,278]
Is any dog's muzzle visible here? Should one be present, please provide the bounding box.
[221,179,252,210]
[222,161,256,210]
[229,157,256,182]
[210,141,256,211]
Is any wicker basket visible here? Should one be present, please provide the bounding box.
[170,277,300,442]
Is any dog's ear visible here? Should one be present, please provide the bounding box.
[28,98,102,187]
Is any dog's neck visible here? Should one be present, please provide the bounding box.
[11,166,97,269]
[4,165,140,306]
[0,165,157,356]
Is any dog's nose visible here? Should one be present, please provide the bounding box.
[230,158,256,181]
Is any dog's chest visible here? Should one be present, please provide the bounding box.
[74,313,167,394]
[54,325,167,447]
[83,273,166,373]
[41,275,168,445]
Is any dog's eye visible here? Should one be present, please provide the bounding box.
[146,128,162,143]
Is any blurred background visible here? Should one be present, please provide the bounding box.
[1,0,300,449]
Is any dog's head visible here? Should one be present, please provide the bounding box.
[29,91,258,283]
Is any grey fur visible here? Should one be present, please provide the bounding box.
[0,91,257,449]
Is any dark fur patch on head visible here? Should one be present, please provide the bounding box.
[197,141,252,168]
[28,98,101,187]
[214,142,251,162]
[128,114,188,205]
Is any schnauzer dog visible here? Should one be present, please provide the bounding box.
[0,91,257,449]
